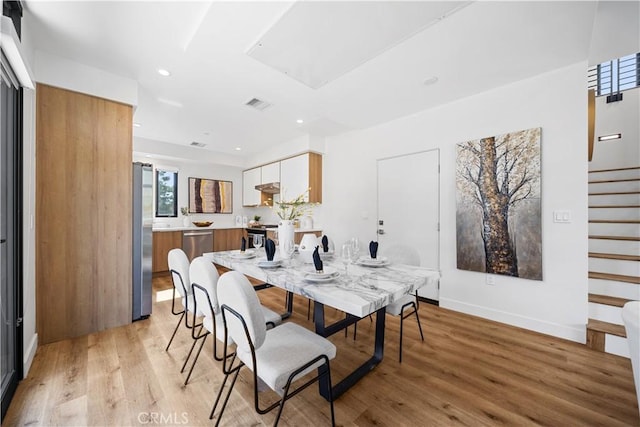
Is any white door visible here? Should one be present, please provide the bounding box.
[377,149,440,300]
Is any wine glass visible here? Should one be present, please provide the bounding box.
[253,234,263,252]
[350,237,361,263]
[340,243,352,277]
[282,238,295,266]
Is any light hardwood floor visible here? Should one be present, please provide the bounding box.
[4,274,639,426]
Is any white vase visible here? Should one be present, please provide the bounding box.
[277,220,295,255]
[183,216,190,227]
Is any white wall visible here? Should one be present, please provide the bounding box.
[590,89,639,170]
[133,148,245,228]
[323,62,589,343]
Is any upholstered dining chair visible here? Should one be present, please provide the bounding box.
[166,248,198,352]
[622,301,640,415]
[211,271,336,426]
[185,257,283,385]
[383,244,425,363]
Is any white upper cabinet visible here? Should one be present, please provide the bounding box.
[280,153,310,201]
[242,167,261,206]
[261,161,280,184]
[280,153,322,203]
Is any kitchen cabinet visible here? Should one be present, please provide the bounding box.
[152,231,182,273]
[213,228,245,251]
[261,161,280,184]
[280,152,322,203]
[243,167,261,207]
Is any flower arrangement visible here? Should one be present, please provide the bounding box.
[273,189,315,220]
[180,207,189,216]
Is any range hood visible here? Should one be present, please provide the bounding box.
[255,182,280,194]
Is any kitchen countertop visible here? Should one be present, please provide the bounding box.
[153,225,323,233]
[152,225,245,232]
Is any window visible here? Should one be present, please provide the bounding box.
[155,169,177,217]
[589,53,640,96]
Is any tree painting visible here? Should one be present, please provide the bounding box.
[456,127,542,280]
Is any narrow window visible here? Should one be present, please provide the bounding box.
[155,169,178,217]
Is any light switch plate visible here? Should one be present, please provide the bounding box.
[553,210,571,223]
[486,274,496,285]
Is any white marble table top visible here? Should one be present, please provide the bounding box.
[204,250,440,318]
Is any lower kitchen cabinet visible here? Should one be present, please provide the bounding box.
[152,231,182,273]
[213,228,245,252]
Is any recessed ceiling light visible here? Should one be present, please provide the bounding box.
[157,68,171,77]
[296,119,304,124]
[423,76,439,86]
[133,123,141,128]
[598,133,622,141]
[235,147,242,151]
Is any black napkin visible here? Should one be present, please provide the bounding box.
[313,246,323,272]
[321,235,329,252]
[241,237,246,252]
[265,238,276,261]
[369,241,379,259]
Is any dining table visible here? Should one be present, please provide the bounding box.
[204,248,440,401]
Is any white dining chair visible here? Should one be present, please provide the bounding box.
[184,257,283,385]
[166,248,198,352]
[622,301,640,415]
[366,244,425,363]
[212,271,336,426]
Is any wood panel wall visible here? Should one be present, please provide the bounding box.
[36,84,133,344]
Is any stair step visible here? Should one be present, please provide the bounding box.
[588,178,640,184]
[589,191,640,195]
[587,319,627,338]
[589,271,640,284]
[589,166,640,173]
[589,219,640,224]
[589,205,640,208]
[589,252,640,261]
[588,293,633,307]
[589,235,640,241]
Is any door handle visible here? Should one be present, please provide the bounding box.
[0,239,6,243]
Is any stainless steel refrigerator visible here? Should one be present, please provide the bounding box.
[132,162,153,320]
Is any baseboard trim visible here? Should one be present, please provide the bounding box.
[439,298,586,344]
[23,333,38,377]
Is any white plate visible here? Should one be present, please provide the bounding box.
[305,266,338,279]
[357,256,389,267]
[257,260,282,268]
[230,250,256,259]
[304,272,341,283]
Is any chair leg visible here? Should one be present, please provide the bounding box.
[414,303,424,341]
[307,299,312,320]
[211,367,241,426]
[166,311,185,351]
[184,333,208,385]
[181,324,203,373]
[399,310,405,363]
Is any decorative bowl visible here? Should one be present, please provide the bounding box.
[192,221,213,227]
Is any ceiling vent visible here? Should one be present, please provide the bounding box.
[245,97,272,111]
[190,141,206,148]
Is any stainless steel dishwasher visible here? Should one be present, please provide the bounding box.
[182,230,214,261]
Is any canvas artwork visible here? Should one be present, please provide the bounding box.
[456,127,542,280]
[188,177,233,214]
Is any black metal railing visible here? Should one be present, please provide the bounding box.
[588,53,640,97]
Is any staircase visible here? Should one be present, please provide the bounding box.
[586,166,640,356]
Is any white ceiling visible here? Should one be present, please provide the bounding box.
[23,1,603,159]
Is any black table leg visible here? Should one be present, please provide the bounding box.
[315,302,385,401]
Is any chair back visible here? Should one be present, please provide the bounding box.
[189,256,220,318]
[622,301,640,414]
[384,244,420,266]
[168,248,190,297]
[217,271,266,353]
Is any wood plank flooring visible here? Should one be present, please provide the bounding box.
[4,274,639,426]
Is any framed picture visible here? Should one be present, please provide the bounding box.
[188,177,233,214]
